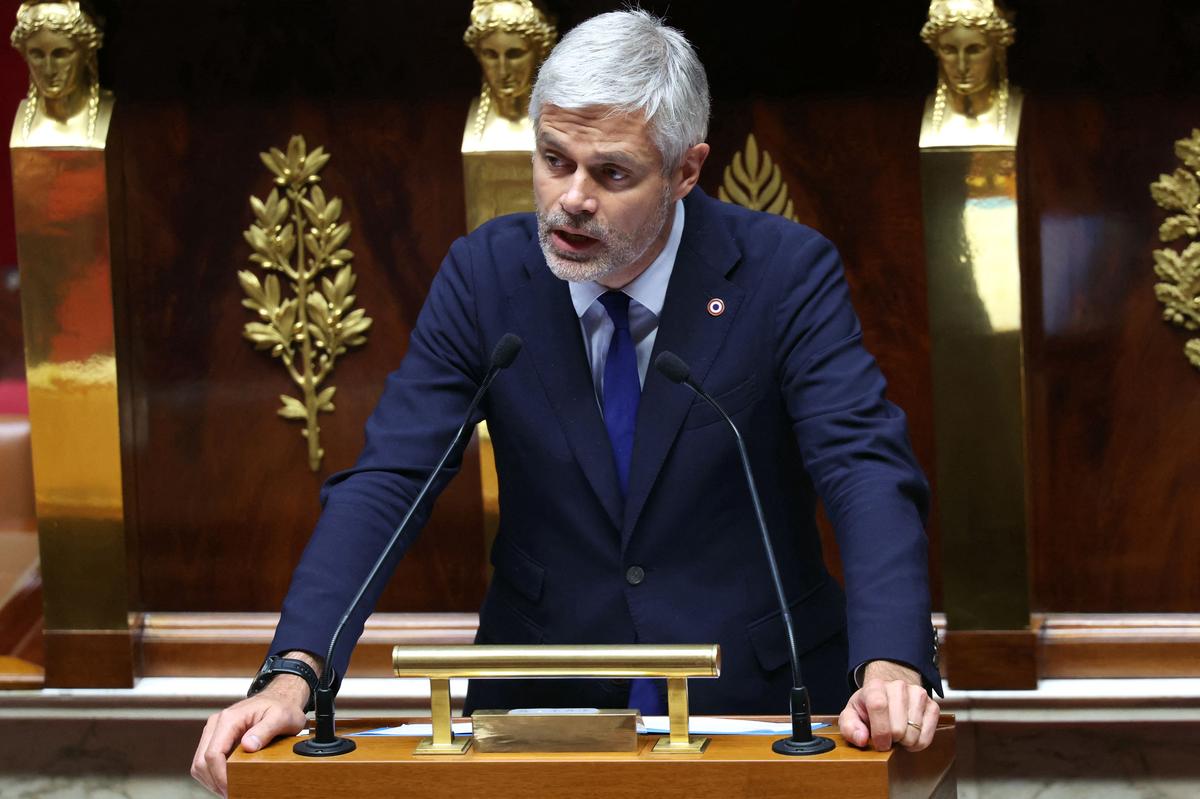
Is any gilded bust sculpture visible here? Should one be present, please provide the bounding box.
[9,0,111,148]
[919,0,1021,149]
[461,0,557,153]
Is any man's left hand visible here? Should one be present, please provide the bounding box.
[838,660,939,752]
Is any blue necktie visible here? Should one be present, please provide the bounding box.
[597,291,664,717]
[599,291,638,497]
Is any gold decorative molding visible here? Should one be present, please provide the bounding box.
[240,135,372,471]
[1150,128,1200,371]
[717,133,798,222]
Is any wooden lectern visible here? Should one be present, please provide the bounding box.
[229,717,956,798]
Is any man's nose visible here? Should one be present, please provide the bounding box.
[560,173,597,216]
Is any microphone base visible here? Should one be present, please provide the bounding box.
[772,734,836,756]
[293,736,357,757]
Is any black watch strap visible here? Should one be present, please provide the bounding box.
[248,655,320,713]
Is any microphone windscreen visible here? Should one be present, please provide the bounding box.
[490,333,523,369]
[654,351,691,384]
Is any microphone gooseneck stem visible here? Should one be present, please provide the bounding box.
[298,334,521,757]
[680,380,803,692]
[657,351,834,754]
[319,361,504,693]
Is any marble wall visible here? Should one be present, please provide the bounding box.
[0,719,209,799]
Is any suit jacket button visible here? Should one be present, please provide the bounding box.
[625,566,645,586]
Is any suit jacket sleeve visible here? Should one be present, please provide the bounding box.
[774,231,940,693]
[269,235,487,682]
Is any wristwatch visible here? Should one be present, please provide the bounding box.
[247,655,320,713]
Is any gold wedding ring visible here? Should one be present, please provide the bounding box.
[906,720,922,731]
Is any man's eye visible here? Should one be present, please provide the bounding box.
[543,153,562,168]
[604,167,628,182]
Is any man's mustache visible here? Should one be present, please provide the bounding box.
[540,210,607,239]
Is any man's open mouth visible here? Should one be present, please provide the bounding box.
[552,229,600,253]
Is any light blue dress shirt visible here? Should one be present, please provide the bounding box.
[568,199,685,407]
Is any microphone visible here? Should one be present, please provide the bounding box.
[294,333,523,757]
[654,351,836,756]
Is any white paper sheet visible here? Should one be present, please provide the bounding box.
[346,717,827,737]
[352,722,475,737]
[638,717,829,735]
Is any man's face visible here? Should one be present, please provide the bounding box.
[476,29,536,102]
[23,28,83,100]
[533,105,680,288]
[935,25,995,99]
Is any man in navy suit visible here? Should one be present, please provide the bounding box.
[194,10,940,795]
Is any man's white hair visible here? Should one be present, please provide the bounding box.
[530,9,710,172]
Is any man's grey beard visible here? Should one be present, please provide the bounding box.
[536,190,674,283]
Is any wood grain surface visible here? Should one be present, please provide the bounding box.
[229,717,956,799]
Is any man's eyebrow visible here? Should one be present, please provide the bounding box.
[593,150,640,170]
[536,133,644,170]
[536,132,564,151]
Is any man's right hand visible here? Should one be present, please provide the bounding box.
[190,670,311,797]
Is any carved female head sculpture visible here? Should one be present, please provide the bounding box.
[10,0,103,142]
[463,0,556,133]
[921,0,1015,134]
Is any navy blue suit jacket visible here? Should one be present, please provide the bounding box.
[272,188,938,714]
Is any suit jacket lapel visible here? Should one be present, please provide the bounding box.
[621,190,744,546]
[508,236,625,530]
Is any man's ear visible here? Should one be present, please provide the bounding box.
[673,142,710,200]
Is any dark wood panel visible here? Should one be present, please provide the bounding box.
[43,629,133,687]
[1038,615,1200,679]
[137,612,478,678]
[942,629,1038,690]
[0,288,22,382]
[133,611,1200,682]
[103,4,488,614]
[75,0,1200,628]
[1,0,29,382]
[1023,96,1200,613]
[932,614,1200,680]
[0,559,40,657]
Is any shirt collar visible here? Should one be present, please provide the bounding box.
[568,198,685,318]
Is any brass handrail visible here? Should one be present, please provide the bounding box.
[393,644,721,755]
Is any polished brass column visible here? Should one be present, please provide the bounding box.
[10,2,131,687]
[921,149,1036,689]
[920,0,1036,688]
[461,1,558,569]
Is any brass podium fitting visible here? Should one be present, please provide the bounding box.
[393,644,721,755]
[472,709,640,754]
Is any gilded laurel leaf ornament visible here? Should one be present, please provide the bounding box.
[1150,129,1200,371]
[240,135,372,471]
[718,133,798,222]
